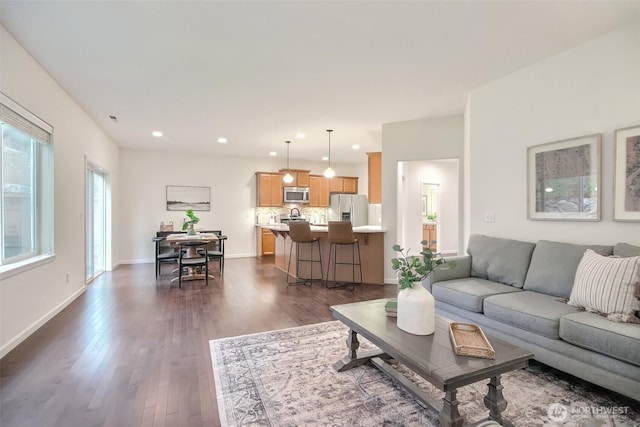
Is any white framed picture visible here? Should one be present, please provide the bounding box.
[166,185,210,211]
[527,134,601,221]
[614,124,640,221]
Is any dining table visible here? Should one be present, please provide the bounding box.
[165,232,219,282]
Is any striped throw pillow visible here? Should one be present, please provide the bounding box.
[568,249,640,323]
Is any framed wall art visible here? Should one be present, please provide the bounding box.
[614,124,640,221]
[166,185,210,211]
[527,133,601,221]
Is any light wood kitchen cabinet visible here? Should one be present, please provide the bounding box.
[256,226,276,256]
[329,176,358,194]
[262,228,275,255]
[329,177,344,193]
[342,176,358,193]
[296,171,310,187]
[279,169,310,187]
[309,175,330,207]
[422,223,437,251]
[367,152,382,204]
[256,172,283,207]
[258,171,358,207]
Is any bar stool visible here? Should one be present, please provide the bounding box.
[287,222,323,286]
[325,221,362,290]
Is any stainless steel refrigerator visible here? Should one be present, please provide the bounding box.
[328,194,369,227]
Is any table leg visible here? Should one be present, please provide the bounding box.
[484,375,509,425]
[333,328,384,372]
[347,329,359,358]
[439,389,464,427]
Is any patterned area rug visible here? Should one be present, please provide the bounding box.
[210,321,639,426]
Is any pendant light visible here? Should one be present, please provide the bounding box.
[282,140,294,183]
[324,129,336,178]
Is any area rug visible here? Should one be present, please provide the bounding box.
[210,321,639,426]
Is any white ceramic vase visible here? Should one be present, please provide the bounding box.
[397,281,435,335]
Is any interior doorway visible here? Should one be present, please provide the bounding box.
[397,159,459,256]
[86,161,109,282]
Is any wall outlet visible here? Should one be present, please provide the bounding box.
[484,211,495,223]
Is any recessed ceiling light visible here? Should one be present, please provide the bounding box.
[269,151,277,156]
[217,137,228,143]
[352,144,360,150]
[152,131,163,137]
[296,132,305,139]
[321,156,328,161]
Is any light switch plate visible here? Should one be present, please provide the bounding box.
[484,211,495,223]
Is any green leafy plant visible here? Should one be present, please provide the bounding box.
[181,208,200,230]
[391,240,448,290]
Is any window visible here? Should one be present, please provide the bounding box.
[0,93,54,269]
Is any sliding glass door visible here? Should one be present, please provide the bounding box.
[86,165,106,282]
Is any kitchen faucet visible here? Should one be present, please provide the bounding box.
[290,207,301,218]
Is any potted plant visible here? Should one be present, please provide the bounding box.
[391,240,448,335]
[391,240,446,290]
[182,209,200,235]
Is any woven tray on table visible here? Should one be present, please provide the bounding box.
[449,322,496,359]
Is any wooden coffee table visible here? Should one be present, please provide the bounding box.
[330,299,533,427]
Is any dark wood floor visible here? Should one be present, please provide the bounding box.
[0,257,397,427]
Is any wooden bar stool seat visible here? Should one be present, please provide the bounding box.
[287,222,323,286]
[325,221,362,290]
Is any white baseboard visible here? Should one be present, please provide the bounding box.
[0,285,87,359]
[117,259,154,265]
[117,254,256,266]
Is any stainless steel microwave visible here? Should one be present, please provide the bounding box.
[283,187,310,203]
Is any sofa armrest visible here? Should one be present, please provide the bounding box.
[425,255,471,291]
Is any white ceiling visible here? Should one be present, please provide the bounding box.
[2,1,639,164]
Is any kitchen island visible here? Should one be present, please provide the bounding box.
[260,224,385,285]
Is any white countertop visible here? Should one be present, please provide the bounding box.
[258,224,384,233]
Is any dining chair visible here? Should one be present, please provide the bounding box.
[203,230,227,274]
[177,241,209,288]
[152,236,179,279]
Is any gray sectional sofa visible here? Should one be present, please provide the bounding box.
[428,234,640,400]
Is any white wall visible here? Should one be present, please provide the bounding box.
[467,20,640,246]
[0,27,120,357]
[381,115,465,283]
[398,160,459,254]
[118,148,366,263]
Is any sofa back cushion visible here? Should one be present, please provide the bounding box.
[466,234,535,288]
[614,243,640,258]
[523,240,613,298]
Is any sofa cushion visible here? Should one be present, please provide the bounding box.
[560,312,640,366]
[467,234,535,288]
[614,243,640,257]
[432,278,522,313]
[483,291,581,339]
[568,250,640,323]
[523,240,613,298]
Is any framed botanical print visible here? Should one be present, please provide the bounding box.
[614,124,640,221]
[527,134,601,221]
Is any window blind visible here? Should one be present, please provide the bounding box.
[0,92,52,144]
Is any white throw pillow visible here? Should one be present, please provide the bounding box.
[568,249,640,323]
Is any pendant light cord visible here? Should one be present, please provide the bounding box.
[286,140,290,169]
[327,129,333,168]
